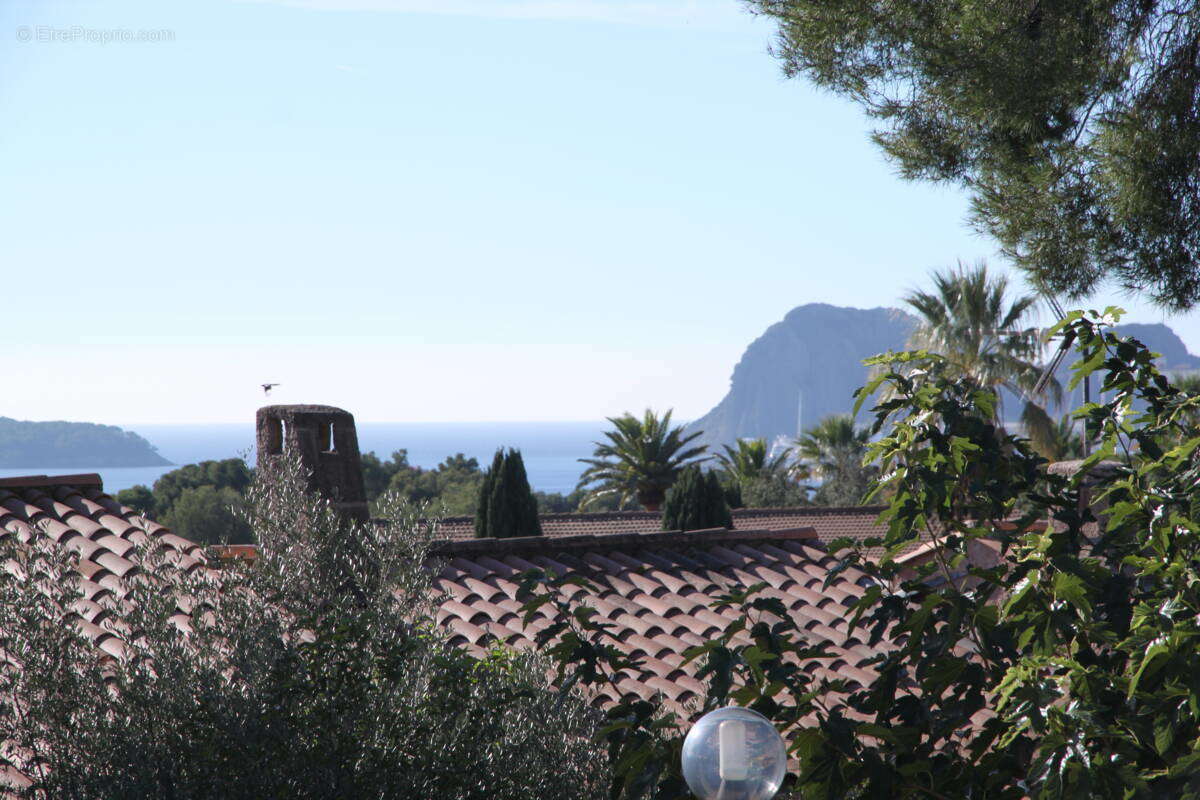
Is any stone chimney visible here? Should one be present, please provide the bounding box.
[1047,459,1122,518]
[256,405,368,522]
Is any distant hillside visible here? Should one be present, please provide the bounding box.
[687,304,917,449]
[0,418,172,468]
[689,306,1200,449]
[1118,323,1200,373]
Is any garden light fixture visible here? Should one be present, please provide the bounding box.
[681,706,786,800]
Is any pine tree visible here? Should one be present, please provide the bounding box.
[473,450,503,538]
[662,466,731,532]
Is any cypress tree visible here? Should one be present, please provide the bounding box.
[473,450,504,538]
[705,469,733,529]
[662,466,731,532]
[480,448,542,539]
[662,466,699,532]
[487,451,514,539]
[723,479,744,510]
[506,450,542,538]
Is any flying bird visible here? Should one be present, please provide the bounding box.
[262,383,280,396]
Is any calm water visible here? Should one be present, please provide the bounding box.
[0,422,612,495]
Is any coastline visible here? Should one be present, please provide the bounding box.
[2,421,614,495]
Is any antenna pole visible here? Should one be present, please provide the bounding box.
[797,390,803,438]
[1082,375,1092,457]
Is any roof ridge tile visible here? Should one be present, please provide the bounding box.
[429,526,819,558]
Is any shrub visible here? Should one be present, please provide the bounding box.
[114,483,154,515]
[151,458,254,517]
[161,484,254,545]
[534,487,597,513]
[0,458,607,799]
[739,474,809,508]
[116,459,256,543]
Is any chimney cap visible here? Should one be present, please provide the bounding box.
[1047,459,1124,488]
[257,404,354,419]
[1047,459,1122,475]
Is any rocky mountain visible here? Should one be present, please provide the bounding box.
[688,305,1200,450]
[1118,323,1200,373]
[0,418,172,468]
[687,304,917,450]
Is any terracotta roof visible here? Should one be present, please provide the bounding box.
[205,515,895,717]
[432,510,661,539]
[732,506,892,557]
[429,525,886,717]
[0,474,209,788]
[433,505,889,553]
[0,475,207,660]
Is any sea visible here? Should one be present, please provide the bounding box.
[0,422,614,495]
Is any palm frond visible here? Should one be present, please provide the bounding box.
[575,409,709,511]
[903,260,1062,422]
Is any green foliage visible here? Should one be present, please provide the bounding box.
[360,449,411,499]
[794,414,878,506]
[516,569,826,800]
[721,479,744,510]
[714,438,792,483]
[1035,415,1087,462]
[117,459,256,544]
[534,487,614,513]
[114,484,154,515]
[904,262,1062,449]
[0,458,608,799]
[476,449,542,539]
[748,1,1200,309]
[522,307,1200,799]
[661,466,731,532]
[516,570,691,800]
[475,450,503,535]
[152,458,254,518]
[738,473,809,508]
[577,409,707,511]
[714,438,806,508]
[1171,372,1200,395]
[161,485,254,545]
[365,450,485,516]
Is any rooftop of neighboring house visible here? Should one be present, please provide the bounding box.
[0,405,1098,788]
[0,467,891,719]
[427,524,890,717]
[0,473,210,790]
[432,504,891,555]
[0,476,208,640]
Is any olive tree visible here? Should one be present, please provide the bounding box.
[0,458,607,800]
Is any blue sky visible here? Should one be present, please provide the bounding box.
[2,0,1195,424]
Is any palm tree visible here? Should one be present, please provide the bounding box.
[1036,416,1086,462]
[714,438,794,483]
[1168,373,1200,432]
[794,414,876,506]
[576,409,708,511]
[1171,373,1200,395]
[903,261,1062,450]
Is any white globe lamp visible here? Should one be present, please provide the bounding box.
[681,706,787,800]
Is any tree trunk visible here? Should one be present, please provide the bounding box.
[637,487,665,512]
